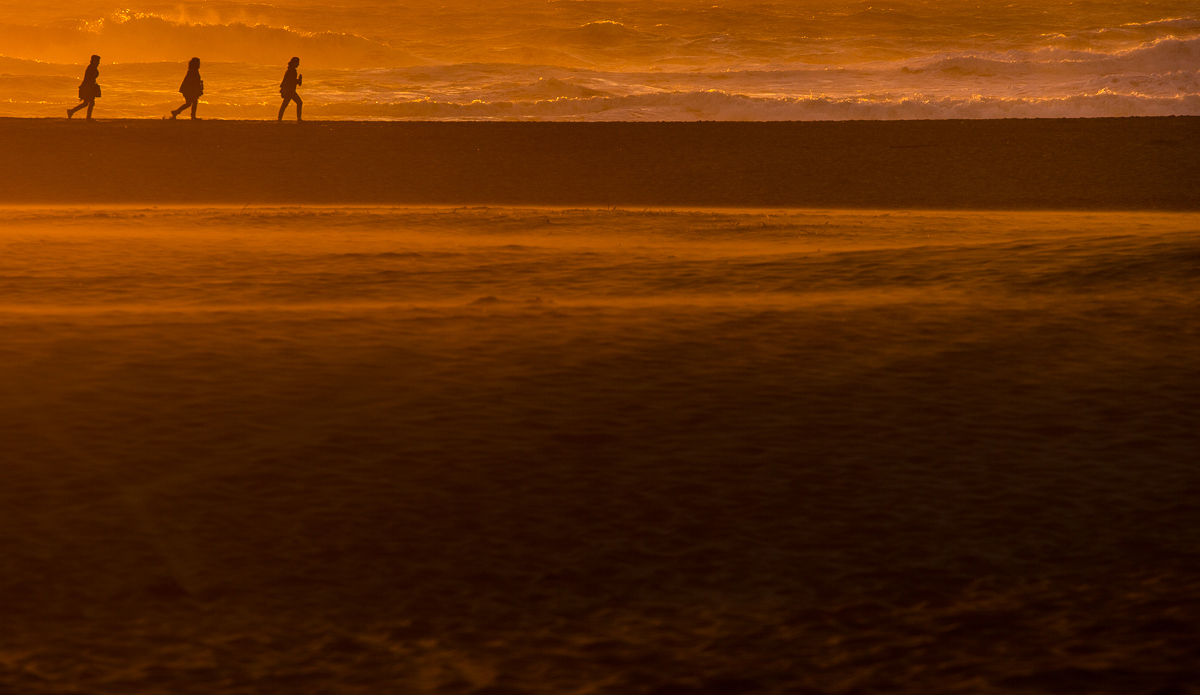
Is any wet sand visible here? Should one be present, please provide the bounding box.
[2,117,1198,209]
[1,206,1198,693]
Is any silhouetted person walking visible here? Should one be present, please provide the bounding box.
[67,55,101,120]
[171,57,204,120]
[278,57,303,122]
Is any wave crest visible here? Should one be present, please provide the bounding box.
[920,36,1200,77]
[313,90,1200,121]
[0,13,426,67]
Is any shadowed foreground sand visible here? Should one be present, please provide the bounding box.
[1,208,1198,694]
[1,117,1198,209]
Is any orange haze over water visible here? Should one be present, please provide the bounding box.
[1,0,1198,119]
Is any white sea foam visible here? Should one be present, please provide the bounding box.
[919,37,1200,77]
[306,91,1200,121]
[0,0,1197,120]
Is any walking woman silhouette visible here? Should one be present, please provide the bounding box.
[278,57,303,121]
[67,55,101,120]
[171,57,204,120]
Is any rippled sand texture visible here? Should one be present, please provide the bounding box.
[1,208,1198,693]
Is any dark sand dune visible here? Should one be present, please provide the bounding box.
[2,117,1198,209]
[1,208,1198,693]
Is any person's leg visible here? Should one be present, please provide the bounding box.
[85,98,95,119]
[294,94,303,121]
[189,97,198,119]
[68,99,89,117]
[278,95,292,120]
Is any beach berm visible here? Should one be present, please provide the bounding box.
[2,116,1197,209]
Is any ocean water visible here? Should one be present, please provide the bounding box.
[1,0,1198,120]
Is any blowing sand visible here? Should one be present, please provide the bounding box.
[1,205,1198,693]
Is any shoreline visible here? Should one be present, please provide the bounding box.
[2,116,1197,209]
[7,114,1194,121]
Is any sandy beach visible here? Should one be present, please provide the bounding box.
[1,196,1198,691]
[3,117,1198,209]
[3,0,1200,685]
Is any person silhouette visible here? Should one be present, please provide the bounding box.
[278,57,303,122]
[67,55,101,120]
[171,57,204,120]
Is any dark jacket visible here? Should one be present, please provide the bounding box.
[79,64,100,99]
[180,67,203,99]
[280,67,300,95]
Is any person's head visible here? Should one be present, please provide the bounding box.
[90,55,100,65]
[189,57,200,69]
[288,56,300,68]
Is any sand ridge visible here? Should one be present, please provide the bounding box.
[2,117,1198,209]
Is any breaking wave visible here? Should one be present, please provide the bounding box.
[918,36,1200,77]
[0,1,1197,119]
[0,12,426,67]
[313,91,1200,121]
[1039,17,1200,51]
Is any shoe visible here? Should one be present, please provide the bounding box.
[67,109,73,119]
[170,112,178,120]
